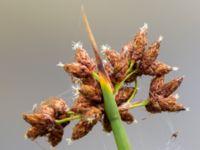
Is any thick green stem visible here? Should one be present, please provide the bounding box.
[100,77,132,150]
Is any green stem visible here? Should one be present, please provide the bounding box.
[129,100,149,109]
[55,115,80,125]
[100,77,132,150]
[127,79,138,103]
[92,71,99,81]
[114,70,138,94]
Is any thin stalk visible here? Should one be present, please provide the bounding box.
[129,100,149,109]
[114,70,138,94]
[127,79,138,103]
[55,115,80,125]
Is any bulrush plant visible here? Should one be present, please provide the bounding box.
[22,7,187,150]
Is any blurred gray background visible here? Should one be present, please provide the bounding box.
[0,0,199,150]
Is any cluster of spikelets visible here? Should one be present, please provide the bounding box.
[23,24,186,147]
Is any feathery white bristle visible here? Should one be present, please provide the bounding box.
[66,138,73,145]
[101,44,111,52]
[172,66,179,71]
[24,134,28,140]
[174,94,180,99]
[32,103,37,112]
[158,35,163,42]
[72,41,83,50]
[185,107,190,112]
[140,23,148,33]
[86,117,95,124]
[133,119,138,124]
[123,46,128,52]
[103,59,108,64]
[72,84,80,98]
[57,61,64,67]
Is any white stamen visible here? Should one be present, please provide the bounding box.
[172,66,179,71]
[86,117,95,124]
[174,94,180,99]
[185,107,190,112]
[133,119,138,124]
[24,134,28,140]
[101,44,111,51]
[72,41,83,50]
[66,138,73,145]
[140,23,148,33]
[57,61,64,67]
[158,35,163,42]
[123,46,128,52]
[32,103,37,112]
[103,59,108,64]
[72,84,80,98]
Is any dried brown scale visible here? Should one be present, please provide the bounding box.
[104,49,121,67]
[48,125,64,147]
[142,60,172,76]
[150,76,165,95]
[72,118,98,140]
[123,31,147,61]
[157,77,183,98]
[119,110,134,124]
[112,58,129,83]
[102,115,112,132]
[146,94,185,113]
[64,63,92,78]
[23,97,69,146]
[104,62,113,75]
[75,48,96,71]
[71,95,95,114]
[158,95,185,112]
[26,126,46,140]
[105,49,129,83]
[140,41,160,71]
[84,106,103,121]
[79,84,102,102]
[115,87,134,105]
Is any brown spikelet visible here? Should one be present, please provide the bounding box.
[71,119,97,140]
[75,48,96,71]
[26,127,42,140]
[105,49,129,83]
[23,113,53,128]
[158,95,185,112]
[143,60,172,76]
[48,125,64,147]
[150,76,165,94]
[102,115,112,133]
[146,95,185,113]
[115,87,134,105]
[64,63,92,78]
[79,84,102,102]
[122,29,147,61]
[120,110,134,124]
[157,77,183,97]
[140,40,160,71]
[71,95,94,114]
